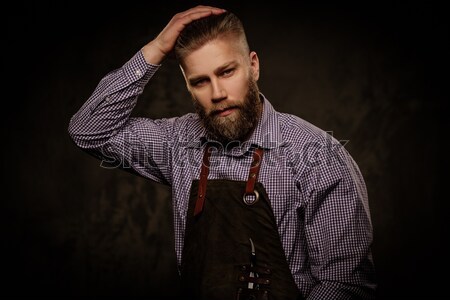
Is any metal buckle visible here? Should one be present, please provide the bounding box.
[243,190,259,205]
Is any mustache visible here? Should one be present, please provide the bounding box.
[209,104,241,116]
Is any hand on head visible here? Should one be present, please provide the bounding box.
[142,5,226,64]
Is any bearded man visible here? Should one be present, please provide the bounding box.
[69,5,376,300]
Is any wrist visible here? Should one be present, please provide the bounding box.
[141,41,166,65]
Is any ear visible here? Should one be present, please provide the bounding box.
[249,51,260,81]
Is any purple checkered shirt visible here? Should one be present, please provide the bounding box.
[68,50,376,299]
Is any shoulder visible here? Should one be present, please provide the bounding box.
[276,111,335,148]
[276,111,365,195]
[173,112,202,130]
[170,113,204,141]
[276,111,356,173]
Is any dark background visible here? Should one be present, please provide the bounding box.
[4,0,448,298]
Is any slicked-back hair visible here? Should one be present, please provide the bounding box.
[174,11,250,66]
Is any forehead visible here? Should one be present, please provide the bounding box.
[182,37,247,77]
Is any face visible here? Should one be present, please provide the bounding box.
[181,37,262,145]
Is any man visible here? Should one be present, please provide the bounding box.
[68,5,376,299]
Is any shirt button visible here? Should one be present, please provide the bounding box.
[135,69,142,76]
[105,96,110,101]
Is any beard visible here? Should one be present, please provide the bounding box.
[193,76,262,146]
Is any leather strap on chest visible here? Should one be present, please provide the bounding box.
[194,145,212,216]
[193,146,264,216]
[245,148,264,195]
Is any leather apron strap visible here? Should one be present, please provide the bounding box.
[194,144,212,216]
[194,146,264,216]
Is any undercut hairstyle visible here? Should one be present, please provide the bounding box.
[174,11,250,66]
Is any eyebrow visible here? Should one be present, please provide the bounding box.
[188,61,238,85]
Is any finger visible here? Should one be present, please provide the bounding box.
[179,9,225,24]
[178,6,225,19]
[180,5,224,14]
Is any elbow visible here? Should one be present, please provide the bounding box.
[67,115,111,150]
[67,115,88,148]
[67,116,79,143]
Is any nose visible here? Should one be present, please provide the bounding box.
[211,79,226,103]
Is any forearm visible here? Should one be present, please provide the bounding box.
[68,50,159,149]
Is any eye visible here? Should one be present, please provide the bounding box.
[221,68,235,77]
[192,79,208,87]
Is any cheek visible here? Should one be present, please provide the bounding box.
[191,91,211,111]
[225,76,250,99]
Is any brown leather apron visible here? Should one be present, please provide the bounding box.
[180,145,302,300]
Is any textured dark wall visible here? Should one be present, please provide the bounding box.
[4,1,447,298]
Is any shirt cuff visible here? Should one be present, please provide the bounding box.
[122,50,160,84]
